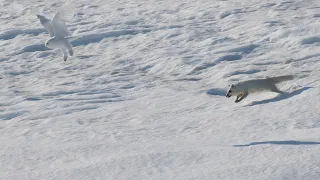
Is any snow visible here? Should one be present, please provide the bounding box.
[1,0,320,179]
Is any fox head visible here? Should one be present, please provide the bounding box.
[226,84,235,98]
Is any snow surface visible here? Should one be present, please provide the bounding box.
[1,0,320,179]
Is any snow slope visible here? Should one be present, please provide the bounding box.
[1,0,320,179]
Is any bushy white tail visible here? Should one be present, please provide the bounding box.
[269,75,294,84]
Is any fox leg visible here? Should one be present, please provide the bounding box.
[235,94,241,102]
[235,92,248,103]
[270,84,283,94]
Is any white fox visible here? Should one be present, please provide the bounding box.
[226,75,294,103]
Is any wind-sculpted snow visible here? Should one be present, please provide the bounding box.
[1,0,320,180]
[71,29,153,46]
[0,28,47,40]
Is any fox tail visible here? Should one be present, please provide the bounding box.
[269,75,294,84]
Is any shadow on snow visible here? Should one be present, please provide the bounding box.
[20,29,152,53]
[233,140,320,147]
[249,87,312,106]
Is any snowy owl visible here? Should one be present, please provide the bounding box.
[37,1,75,61]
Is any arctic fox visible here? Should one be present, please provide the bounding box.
[226,75,294,103]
